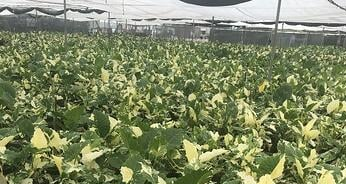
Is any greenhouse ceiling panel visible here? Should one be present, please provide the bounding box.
[1,0,346,24]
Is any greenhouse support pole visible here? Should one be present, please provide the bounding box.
[64,0,67,46]
[268,0,282,81]
[108,12,111,35]
[192,19,195,41]
[211,16,215,41]
[35,10,38,31]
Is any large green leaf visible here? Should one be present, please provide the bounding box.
[273,84,292,105]
[94,111,110,138]
[0,81,16,108]
[175,170,212,184]
[63,106,85,130]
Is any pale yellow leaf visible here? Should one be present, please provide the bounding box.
[183,139,199,164]
[258,81,269,93]
[287,75,298,85]
[188,93,197,101]
[81,144,93,155]
[271,155,285,179]
[130,126,143,138]
[224,134,233,147]
[302,118,320,140]
[257,174,274,184]
[199,149,229,163]
[158,176,166,184]
[49,130,68,150]
[0,136,15,153]
[295,159,304,179]
[33,154,48,169]
[188,107,197,122]
[81,151,104,164]
[244,88,250,97]
[120,167,133,183]
[211,93,227,105]
[31,128,48,149]
[305,130,320,140]
[318,171,336,184]
[101,67,110,83]
[20,178,33,184]
[140,162,153,176]
[306,149,318,168]
[238,172,256,184]
[327,100,340,114]
[52,155,63,175]
[340,101,346,112]
[109,116,120,132]
[244,108,257,126]
[0,173,7,184]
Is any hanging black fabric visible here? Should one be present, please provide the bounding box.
[179,0,252,6]
[0,7,106,16]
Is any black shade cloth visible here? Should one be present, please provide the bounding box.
[0,6,105,16]
[179,0,252,6]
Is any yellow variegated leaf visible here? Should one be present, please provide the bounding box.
[199,149,229,163]
[306,149,318,168]
[188,107,197,122]
[295,159,304,179]
[0,136,15,153]
[342,168,346,179]
[101,67,110,83]
[318,171,336,184]
[224,134,233,147]
[258,80,269,93]
[158,176,166,184]
[33,154,48,169]
[52,155,63,175]
[340,101,346,112]
[327,100,340,114]
[109,116,120,132]
[302,118,320,140]
[244,108,256,126]
[31,128,48,149]
[238,172,256,184]
[120,167,133,183]
[81,144,93,155]
[271,155,285,179]
[211,93,227,105]
[81,151,104,164]
[305,130,320,140]
[130,126,143,138]
[287,75,298,85]
[188,93,197,101]
[49,130,68,150]
[183,139,199,164]
[257,174,274,184]
[244,88,250,97]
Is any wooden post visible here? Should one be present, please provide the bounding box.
[268,0,282,81]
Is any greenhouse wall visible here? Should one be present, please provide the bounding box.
[211,28,346,47]
[0,14,89,33]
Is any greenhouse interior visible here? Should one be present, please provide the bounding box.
[1,0,346,184]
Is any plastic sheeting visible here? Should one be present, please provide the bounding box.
[1,0,346,25]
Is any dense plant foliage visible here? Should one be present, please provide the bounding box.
[0,32,346,184]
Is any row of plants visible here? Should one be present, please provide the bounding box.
[0,32,346,183]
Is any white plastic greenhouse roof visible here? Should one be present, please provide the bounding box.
[1,0,346,25]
